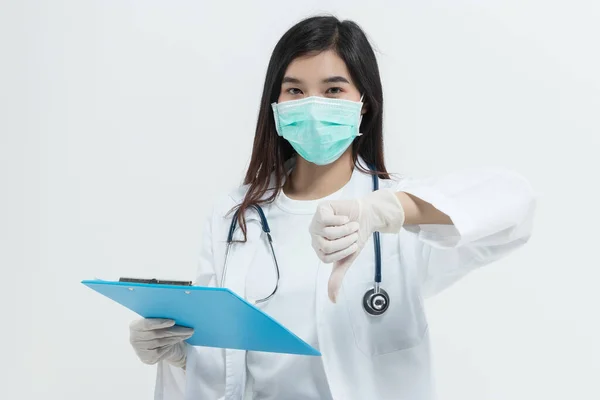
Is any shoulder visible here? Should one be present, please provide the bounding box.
[209,184,249,218]
[380,174,403,189]
[379,172,414,191]
[208,182,277,218]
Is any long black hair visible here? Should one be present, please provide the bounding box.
[236,15,388,239]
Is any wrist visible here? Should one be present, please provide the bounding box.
[368,189,405,233]
[165,342,188,369]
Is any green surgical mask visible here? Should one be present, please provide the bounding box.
[271,95,364,165]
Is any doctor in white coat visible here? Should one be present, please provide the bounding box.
[128,16,536,400]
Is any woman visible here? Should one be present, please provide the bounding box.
[129,16,535,400]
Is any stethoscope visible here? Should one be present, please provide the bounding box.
[221,171,390,316]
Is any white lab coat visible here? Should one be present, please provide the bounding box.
[154,159,536,400]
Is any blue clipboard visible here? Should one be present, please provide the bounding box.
[82,280,320,356]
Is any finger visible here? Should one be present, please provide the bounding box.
[130,318,175,332]
[132,333,192,350]
[328,199,361,221]
[314,204,350,227]
[318,222,360,240]
[135,343,178,365]
[328,251,360,303]
[132,326,194,341]
[318,243,358,264]
[315,232,358,256]
[165,325,194,336]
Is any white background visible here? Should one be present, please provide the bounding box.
[2,0,599,399]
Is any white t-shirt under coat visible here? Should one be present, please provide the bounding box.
[244,186,345,400]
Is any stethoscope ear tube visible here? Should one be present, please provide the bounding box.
[363,170,388,316]
[227,205,271,243]
[373,231,382,284]
[224,204,278,304]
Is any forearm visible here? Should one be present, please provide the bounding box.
[396,191,453,226]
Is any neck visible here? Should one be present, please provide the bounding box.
[283,149,354,200]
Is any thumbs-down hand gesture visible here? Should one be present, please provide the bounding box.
[309,188,405,303]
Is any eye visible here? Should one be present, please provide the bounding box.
[326,87,343,95]
[286,88,303,95]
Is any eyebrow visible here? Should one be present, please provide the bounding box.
[281,76,302,84]
[322,76,350,84]
[281,76,351,84]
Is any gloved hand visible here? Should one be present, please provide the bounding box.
[129,318,193,369]
[309,188,405,302]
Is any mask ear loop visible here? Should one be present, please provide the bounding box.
[358,94,365,136]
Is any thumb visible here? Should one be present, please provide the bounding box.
[328,251,359,303]
[328,199,360,221]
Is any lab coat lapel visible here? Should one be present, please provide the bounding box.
[222,208,272,400]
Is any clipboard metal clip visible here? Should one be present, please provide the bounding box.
[118,277,192,286]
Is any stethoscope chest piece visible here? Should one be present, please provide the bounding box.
[363,287,390,316]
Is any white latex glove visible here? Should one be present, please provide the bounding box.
[309,188,405,302]
[129,318,193,368]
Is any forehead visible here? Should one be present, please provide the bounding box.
[284,50,352,81]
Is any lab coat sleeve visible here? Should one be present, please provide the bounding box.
[397,167,536,298]
[153,210,216,399]
[154,361,187,400]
